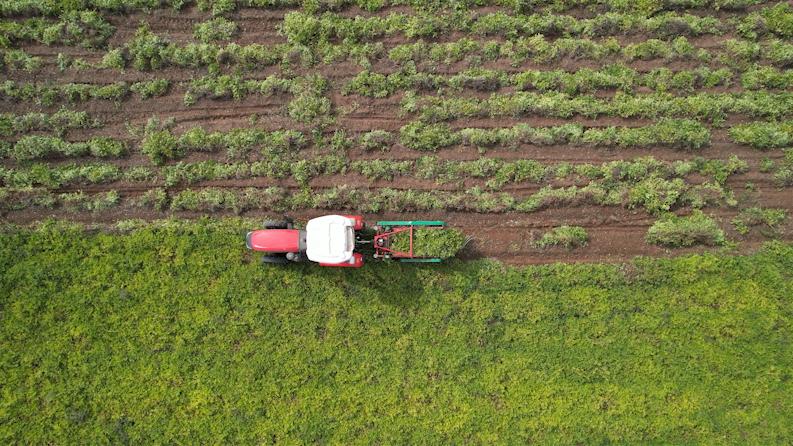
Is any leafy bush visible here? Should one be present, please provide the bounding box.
[0,108,96,137]
[534,225,589,249]
[358,130,393,151]
[130,79,170,99]
[732,207,787,236]
[399,122,459,151]
[193,17,238,43]
[729,121,793,149]
[646,210,726,247]
[6,136,125,161]
[389,227,467,258]
[141,130,181,165]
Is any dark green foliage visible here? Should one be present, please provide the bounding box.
[534,225,589,249]
[646,210,726,247]
[732,206,788,235]
[388,227,467,258]
[140,130,181,165]
[1,224,793,443]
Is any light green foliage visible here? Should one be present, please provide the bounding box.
[729,121,793,149]
[646,210,726,247]
[193,17,238,43]
[140,130,181,165]
[534,225,589,249]
[399,122,458,151]
[1,225,793,443]
[5,136,125,161]
[130,79,170,99]
[0,108,96,136]
[732,207,788,235]
[388,227,467,258]
[358,130,393,151]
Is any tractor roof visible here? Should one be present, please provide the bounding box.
[305,215,355,264]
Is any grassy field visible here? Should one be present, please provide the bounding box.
[1,220,792,444]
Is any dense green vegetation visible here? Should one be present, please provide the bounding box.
[389,227,467,258]
[1,222,792,443]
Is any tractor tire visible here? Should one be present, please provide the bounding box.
[263,220,292,229]
[261,255,289,265]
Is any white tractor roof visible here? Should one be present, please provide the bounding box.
[305,215,355,264]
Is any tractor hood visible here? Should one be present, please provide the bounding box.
[305,215,355,264]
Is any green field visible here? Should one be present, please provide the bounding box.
[1,220,792,444]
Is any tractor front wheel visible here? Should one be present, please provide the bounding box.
[261,254,289,265]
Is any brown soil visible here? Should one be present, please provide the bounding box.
[2,6,792,265]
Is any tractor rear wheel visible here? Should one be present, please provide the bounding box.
[263,220,293,229]
[261,254,289,265]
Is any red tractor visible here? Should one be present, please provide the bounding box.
[246,215,447,267]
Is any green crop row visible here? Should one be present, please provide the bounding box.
[147,178,735,216]
[0,0,185,17]
[534,225,589,249]
[281,11,727,47]
[140,127,307,164]
[646,210,726,247]
[0,108,98,137]
[404,90,793,124]
[0,79,171,106]
[732,206,788,235]
[0,188,119,212]
[0,163,152,189]
[0,136,126,161]
[346,65,737,98]
[0,48,40,71]
[398,120,711,151]
[0,155,746,197]
[0,11,114,48]
[770,148,793,186]
[193,0,774,16]
[0,176,736,216]
[729,121,793,149]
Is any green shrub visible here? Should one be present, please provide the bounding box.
[399,122,459,151]
[130,79,170,99]
[193,17,238,43]
[389,227,467,259]
[732,207,788,236]
[729,121,793,149]
[359,130,393,151]
[136,187,169,211]
[534,225,589,249]
[6,136,125,161]
[141,130,182,165]
[646,211,726,247]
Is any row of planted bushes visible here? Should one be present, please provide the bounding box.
[0,0,767,17]
[0,155,748,193]
[283,4,793,44]
[399,120,712,151]
[404,90,793,123]
[282,11,728,46]
[0,108,97,136]
[0,136,126,160]
[0,79,170,105]
[0,11,113,48]
[347,65,793,97]
[151,178,735,215]
[0,165,738,216]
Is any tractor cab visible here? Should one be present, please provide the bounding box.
[305,215,357,265]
